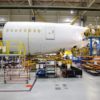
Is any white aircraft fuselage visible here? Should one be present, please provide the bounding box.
[3,22,87,54]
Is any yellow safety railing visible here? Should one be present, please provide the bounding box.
[18,42,26,55]
[6,41,10,54]
[0,40,26,55]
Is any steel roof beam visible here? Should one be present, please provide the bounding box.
[0,6,100,11]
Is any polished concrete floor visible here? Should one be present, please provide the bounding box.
[0,71,100,100]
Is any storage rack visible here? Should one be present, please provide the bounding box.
[36,60,57,78]
[45,60,57,78]
[81,56,100,75]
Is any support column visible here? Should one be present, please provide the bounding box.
[90,37,93,56]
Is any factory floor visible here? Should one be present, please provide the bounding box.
[0,71,100,100]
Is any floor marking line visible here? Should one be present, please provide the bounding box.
[0,77,37,92]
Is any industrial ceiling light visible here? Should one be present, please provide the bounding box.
[70,10,74,14]
[64,18,71,23]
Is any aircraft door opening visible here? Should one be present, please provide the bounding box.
[45,26,55,40]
